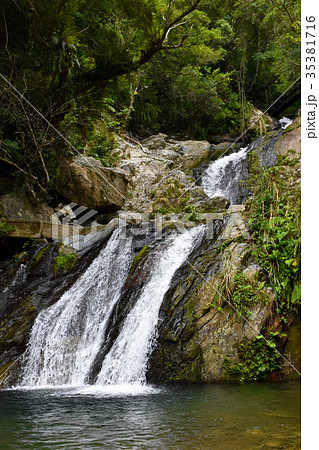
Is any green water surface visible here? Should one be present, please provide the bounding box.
[0,381,300,449]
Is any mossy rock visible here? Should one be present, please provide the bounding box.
[53,246,77,277]
[128,245,150,278]
[0,294,36,336]
[34,244,52,263]
[284,320,301,379]
[0,361,14,384]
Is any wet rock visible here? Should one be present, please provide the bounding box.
[221,208,251,240]
[147,201,280,384]
[248,108,280,135]
[206,197,230,211]
[275,116,301,160]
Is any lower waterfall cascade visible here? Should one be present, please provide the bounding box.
[19,226,203,389]
[20,229,133,387]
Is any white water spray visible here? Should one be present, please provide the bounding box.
[20,229,132,387]
[19,226,202,389]
[202,147,248,203]
[96,227,203,386]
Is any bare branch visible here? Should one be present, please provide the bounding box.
[163,25,194,49]
[164,17,191,41]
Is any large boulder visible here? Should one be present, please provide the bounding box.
[147,207,275,383]
[275,116,301,160]
[179,140,213,170]
[248,108,280,135]
[61,157,128,212]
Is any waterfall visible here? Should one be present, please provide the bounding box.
[2,263,27,293]
[201,116,292,204]
[202,147,249,204]
[20,229,133,387]
[19,226,203,389]
[96,227,203,386]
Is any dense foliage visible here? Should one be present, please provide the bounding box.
[0,0,300,198]
[246,152,301,316]
[229,333,283,382]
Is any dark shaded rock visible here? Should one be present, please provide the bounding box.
[206,197,230,211]
[0,188,54,222]
[254,132,282,168]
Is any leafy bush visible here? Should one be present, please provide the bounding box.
[232,273,259,318]
[229,333,282,382]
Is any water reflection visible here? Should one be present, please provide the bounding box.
[0,382,300,449]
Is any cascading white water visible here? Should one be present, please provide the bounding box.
[20,229,133,387]
[19,225,202,390]
[96,226,203,386]
[201,147,248,204]
[202,116,293,203]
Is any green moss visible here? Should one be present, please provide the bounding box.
[53,249,77,277]
[213,147,234,160]
[166,358,202,383]
[35,244,52,263]
[0,294,36,342]
[0,214,14,236]
[284,320,301,379]
[128,245,150,277]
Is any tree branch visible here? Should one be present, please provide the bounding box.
[82,0,202,84]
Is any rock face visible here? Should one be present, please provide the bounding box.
[0,184,54,222]
[61,157,128,212]
[248,108,281,135]
[145,119,301,383]
[147,206,274,383]
[275,116,301,159]
[115,134,215,216]
[178,140,213,170]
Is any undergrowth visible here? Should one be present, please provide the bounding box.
[229,332,285,382]
[245,153,301,314]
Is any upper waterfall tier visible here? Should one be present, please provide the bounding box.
[201,147,249,204]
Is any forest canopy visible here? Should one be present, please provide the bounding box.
[0,0,300,198]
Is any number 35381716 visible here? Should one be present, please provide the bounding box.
[306,16,316,78]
